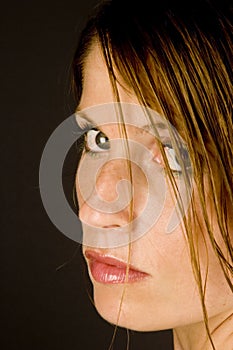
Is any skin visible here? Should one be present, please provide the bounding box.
[75,43,233,349]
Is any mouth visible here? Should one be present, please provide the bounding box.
[84,250,150,284]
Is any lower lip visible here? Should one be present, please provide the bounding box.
[89,260,148,284]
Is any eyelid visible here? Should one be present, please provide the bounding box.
[75,113,97,130]
[76,116,109,142]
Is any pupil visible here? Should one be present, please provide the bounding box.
[96,132,109,149]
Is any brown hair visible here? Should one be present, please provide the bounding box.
[72,1,233,348]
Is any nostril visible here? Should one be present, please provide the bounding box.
[78,194,132,228]
[103,224,121,229]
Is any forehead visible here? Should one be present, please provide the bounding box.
[78,43,139,111]
[76,44,174,136]
[76,43,186,143]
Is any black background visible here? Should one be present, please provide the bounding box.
[1,1,173,349]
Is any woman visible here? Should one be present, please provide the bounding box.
[72,0,233,349]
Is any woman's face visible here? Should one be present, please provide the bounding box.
[75,44,233,331]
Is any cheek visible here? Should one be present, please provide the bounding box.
[75,168,85,207]
[77,158,232,329]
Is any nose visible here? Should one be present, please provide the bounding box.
[77,159,134,229]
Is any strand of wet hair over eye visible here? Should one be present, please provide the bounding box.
[96,23,134,350]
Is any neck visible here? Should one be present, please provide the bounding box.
[173,309,233,350]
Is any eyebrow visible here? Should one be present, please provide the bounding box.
[75,107,169,134]
[75,108,167,135]
[143,122,168,131]
[75,110,96,126]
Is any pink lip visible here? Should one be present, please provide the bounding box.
[85,250,149,284]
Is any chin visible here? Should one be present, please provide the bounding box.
[93,283,127,326]
[92,283,178,332]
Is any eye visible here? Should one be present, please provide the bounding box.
[85,129,110,153]
[164,146,182,172]
[164,144,191,173]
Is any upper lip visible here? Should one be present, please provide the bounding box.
[84,249,149,274]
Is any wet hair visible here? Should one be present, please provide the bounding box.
[72,0,233,348]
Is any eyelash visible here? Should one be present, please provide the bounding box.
[76,121,108,159]
[84,148,103,159]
